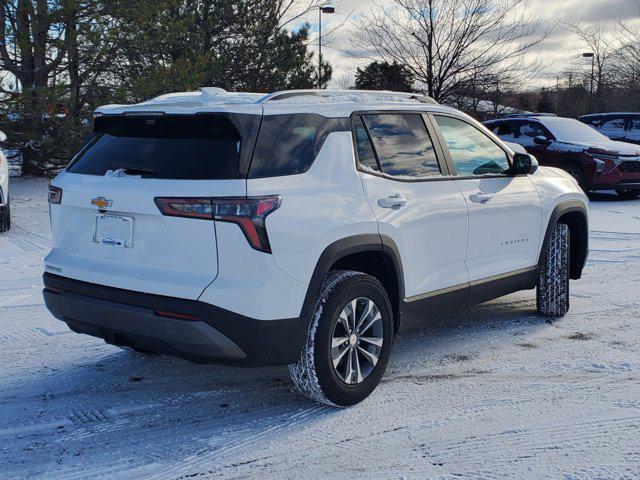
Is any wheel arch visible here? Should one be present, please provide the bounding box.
[300,235,405,335]
[537,201,589,281]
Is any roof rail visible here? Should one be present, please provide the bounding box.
[258,89,438,105]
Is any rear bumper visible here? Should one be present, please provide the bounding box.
[43,273,307,366]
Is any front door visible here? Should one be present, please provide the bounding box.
[432,115,542,283]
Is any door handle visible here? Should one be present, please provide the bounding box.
[378,193,407,209]
[469,192,493,204]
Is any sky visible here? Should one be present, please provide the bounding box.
[293,0,640,89]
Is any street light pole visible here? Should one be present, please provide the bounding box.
[583,52,595,113]
[318,6,335,90]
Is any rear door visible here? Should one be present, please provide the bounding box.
[46,114,251,299]
[355,113,469,305]
[432,114,542,283]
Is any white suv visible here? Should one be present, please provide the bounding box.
[44,89,589,406]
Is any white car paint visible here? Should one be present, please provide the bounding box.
[47,89,588,324]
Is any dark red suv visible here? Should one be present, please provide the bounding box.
[485,116,640,199]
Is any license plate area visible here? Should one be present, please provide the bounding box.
[94,214,134,248]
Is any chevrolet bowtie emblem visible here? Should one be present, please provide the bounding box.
[91,197,112,209]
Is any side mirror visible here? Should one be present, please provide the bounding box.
[511,153,539,175]
[533,135,551,146]
[0,131,6,143]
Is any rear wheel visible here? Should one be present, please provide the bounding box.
[615,189,640,200]
[537,223,570,317]
[289,271,394,407]
[0,201,10,233]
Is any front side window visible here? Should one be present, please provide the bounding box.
[520,121,552,140]
[362,114,441,178]
[435,115,510,177]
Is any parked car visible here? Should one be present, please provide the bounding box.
[485,115,640,199]
[502,113,557,118]
[0,130,10,232]
[43,89,589,406]
[579,112,640,145]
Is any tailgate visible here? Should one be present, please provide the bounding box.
[46,172,246,299]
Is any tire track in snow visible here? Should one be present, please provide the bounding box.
[159,405,330,480]
[422,415,640,469]
[2,230,49,253]
[0,276,42,291]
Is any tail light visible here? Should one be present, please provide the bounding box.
[48,186,63,204]
[154,196,281,253]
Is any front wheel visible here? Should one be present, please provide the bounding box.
[564,165,589,193]
[615,189,640,200]
[537,223,570,317]
[289,271,394,407]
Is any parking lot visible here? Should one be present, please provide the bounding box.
[1,177,639,479]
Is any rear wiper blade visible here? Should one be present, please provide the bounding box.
[111,165,159,176]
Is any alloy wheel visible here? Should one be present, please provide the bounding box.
[330,297,384,385]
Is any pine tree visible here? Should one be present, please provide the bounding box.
[354,61,414,92]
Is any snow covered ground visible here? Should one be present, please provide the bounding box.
[1,178,639,480]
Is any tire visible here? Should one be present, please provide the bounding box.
[537,223,570,317]
[615,189,640,200]
[289,270,394,407]
[563,164,588,193]
[0,201,10,233]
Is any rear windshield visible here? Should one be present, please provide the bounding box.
[68,115,243,179]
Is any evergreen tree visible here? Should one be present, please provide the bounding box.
[354,61,414,92]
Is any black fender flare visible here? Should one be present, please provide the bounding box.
[535,201,589,284]
[298,234,405,333]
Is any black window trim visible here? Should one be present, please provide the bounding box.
[430,113,529,180]
[349,110,453,183]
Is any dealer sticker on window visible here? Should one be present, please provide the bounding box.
[94,214,134,248]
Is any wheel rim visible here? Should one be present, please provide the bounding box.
[331,297,384,385]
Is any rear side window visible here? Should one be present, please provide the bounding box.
[68,115,243,179]
[435,115,510,177]
[249,114,348,178]
[600,117,627,130]
[362,114,441,178]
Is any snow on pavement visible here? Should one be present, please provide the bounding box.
[1,179,639,479]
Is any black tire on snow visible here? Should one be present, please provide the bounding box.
[615,189,640,200]
[563,165,589,193]
[537,223,570,317]
[0,201,10,233]
[289,270,394,407]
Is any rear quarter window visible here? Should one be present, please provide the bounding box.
[249,114,349,178]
